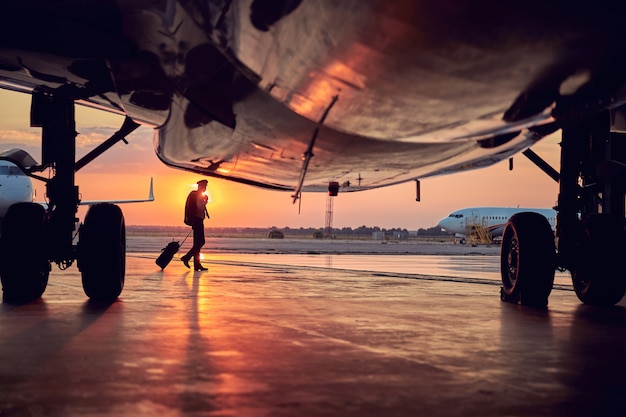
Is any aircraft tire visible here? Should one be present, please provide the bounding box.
[571,214,626,306]
[78,203,126,302]
[0,202,50,304]
[500,212,555,307]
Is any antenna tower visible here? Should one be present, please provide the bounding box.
[324,182,340,238]
[325,193,334,237]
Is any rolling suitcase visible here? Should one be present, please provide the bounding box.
[155,231,191,270]
[155,241,181,270]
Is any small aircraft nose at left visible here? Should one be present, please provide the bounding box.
[437,213,459,233]
[0,160,34,219]
[437,216,451,231]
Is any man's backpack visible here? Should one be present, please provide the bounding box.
[184,191,196,226]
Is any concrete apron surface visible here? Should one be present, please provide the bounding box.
[1,254,625,417]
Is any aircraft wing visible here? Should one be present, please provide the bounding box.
[0,149,155,208]
[2,1,626,194]
[78,177,155,206]
[35,178,155,210]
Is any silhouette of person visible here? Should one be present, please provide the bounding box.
[181,179,209,271]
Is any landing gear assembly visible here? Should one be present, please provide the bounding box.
[501,111,626,307]
[0,90,138,304]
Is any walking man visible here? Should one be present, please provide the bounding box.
[181,179,209,271]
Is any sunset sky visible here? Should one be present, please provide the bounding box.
[0,89,562,230]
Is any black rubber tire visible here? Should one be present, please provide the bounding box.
[78,203,125,302]
[0,202,50,304]
[500,212,556,307]
[571,214,626,306]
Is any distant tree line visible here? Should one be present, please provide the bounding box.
[416,226,451,236]
[127,225,451,238]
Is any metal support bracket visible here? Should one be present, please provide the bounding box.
[292,95,339,204]
[522,148,560,183]
[75,116,140,172]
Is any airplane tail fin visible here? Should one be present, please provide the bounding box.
[148,177,154,201]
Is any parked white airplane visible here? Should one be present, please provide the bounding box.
[0,152,154,221]
[438,207,557,244]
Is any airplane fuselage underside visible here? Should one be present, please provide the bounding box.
[2,1,626,192]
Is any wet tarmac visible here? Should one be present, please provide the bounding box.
[2,251,626,416]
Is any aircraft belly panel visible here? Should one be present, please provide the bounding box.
[231,0,610,139]
[1,1,626,192]
[154,86,536,192]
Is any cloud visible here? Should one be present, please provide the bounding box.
[76,126,153,150]
[0,129,40,145]
[0,124,156,173]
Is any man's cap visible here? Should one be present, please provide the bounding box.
[197,179,208,185]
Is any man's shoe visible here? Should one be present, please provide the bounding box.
[195,265,208,271]
[181,257,190,268]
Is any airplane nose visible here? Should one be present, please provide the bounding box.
[437,218,450,230]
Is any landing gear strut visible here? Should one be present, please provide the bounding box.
[501,110,626,306]
[0,89,137,303]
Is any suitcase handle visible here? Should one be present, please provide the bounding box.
[180,229,192,246]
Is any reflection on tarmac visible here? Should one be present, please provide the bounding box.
[131,237,571,285]
[202,253,573,288]
[1,253,624,416]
